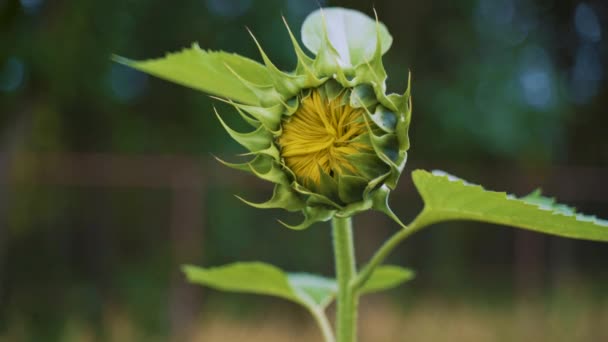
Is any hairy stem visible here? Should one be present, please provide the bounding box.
[332,216,358,342]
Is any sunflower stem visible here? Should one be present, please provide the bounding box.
[332,216,358,342]
[308,306,336,342]
[353,211,429,291]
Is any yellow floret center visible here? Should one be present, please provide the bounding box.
[278,89,368,188]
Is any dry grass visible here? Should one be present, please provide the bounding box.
[2,294,607,342]
[186,297,608,342]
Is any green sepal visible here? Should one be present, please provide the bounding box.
[279,205,336,230]
[396,113,411,152]
[370,185,406,228]
[395,93,412,152]
[251,143,281,161]
[214,155,254,174]
[352,13,389,94]
[236,184,306,212]
[369,92,411,153]
[247,28,309,99]
[231,101,262,128]
[369,105,398,133]
[363,168,391,198]
[214,108,273,152]
[345,152,391,181]
[281,17,316,76]
[339,90,352,106]
[350,84,379,109]
[383,72,412,116]
[293,182,343,210]
[318,167,340,201]
[336,200,373,218]
[403,70,412,98]
[368,129,401,163]
[311,20,344,77]
[381,93,404,113]
[337,175,368,204]
[383,153,407,190]
[248,155,290,185]
[364,116,408,186]
[320,79,344,101]
[218,100,284,133]
[222,64,283,107]
[282,96,300,116]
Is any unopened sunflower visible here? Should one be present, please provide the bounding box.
[115,7,411,229]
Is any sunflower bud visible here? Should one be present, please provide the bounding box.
[115,7,412,229]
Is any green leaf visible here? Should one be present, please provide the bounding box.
[183,262,297,301]
[287,273,336,308]
[183,263,414,310]
[301,7,393,68]
[183,262,339,309]
[113,43,271,106]
[412,170,608,242]
[360,265,415,294]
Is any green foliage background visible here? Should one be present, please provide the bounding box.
[1,0,607,340]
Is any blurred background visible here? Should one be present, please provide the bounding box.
[1,0,607,341]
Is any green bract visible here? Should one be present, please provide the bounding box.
[114,8,411,229]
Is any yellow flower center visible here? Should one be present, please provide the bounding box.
[278,89,368,188]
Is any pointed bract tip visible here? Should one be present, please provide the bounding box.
[245,26,255,39]
[234,194,269,209]
[277,219,309,231]
[111,54,133,65]
[234,194,251,205]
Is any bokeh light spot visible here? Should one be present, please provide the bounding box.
[574,3,601,42]
[205,0,252,18]
[476,0,514,26]
[518,46,555,110]
[0,57,25,93]
[19,0,44,15]
[569,44,602,104]
[474,0,533,46]
[520,69,552,109]
[287,0,326,16]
